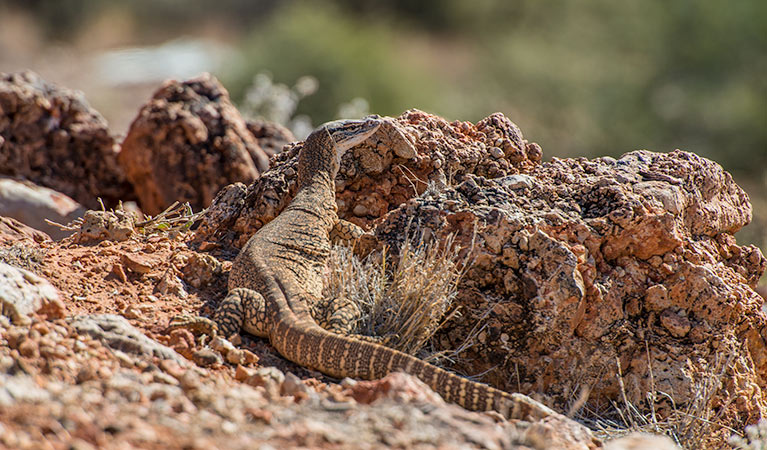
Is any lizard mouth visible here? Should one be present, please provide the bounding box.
[331,118,382,165]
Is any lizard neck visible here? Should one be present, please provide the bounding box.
[290,130,341,227]
[298,129,340,191]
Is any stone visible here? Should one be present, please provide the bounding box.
[0,177,85,240]
[0,216,50,244]
[0,261,64,324]
[118,73,268,215]
[67,314,187,365]
[74,210,135,243]
[0,71,134,208]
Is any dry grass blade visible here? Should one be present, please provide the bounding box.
[135,201,206,235]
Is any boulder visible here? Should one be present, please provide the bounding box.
[118,73,270,215]
[0,70,133,208]
[0,177,85,240]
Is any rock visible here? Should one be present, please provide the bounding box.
[344,372,599,449]
[0,374,51,406]
[245,366,286,398]
[180,252,224,288]
[119,252,157,274]
[0,216,50,244]
[192,348,222,367]
[118,73,268,215]
[280,372,310,399]
[345,371,445,407]
[0,71,134,208]
[74,210,135,243]
[372,149,766,435]
[68,314,187,365]
[0,177,85,239]
[0,261,64,324]
[605,433,680,449]
[245,118,295,158]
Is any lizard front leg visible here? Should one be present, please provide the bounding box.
[167,288,269,339]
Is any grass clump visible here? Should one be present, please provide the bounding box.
[323,235,467,357]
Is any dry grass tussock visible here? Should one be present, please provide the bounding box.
[323,234,469,358]
[575,346,753,449]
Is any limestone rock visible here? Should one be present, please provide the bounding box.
[68,314,188,365]
[118,73,267,215]
[0,71,133,208]
[374,149,766,438]
[0,261,64,324]
[74,210,135,243]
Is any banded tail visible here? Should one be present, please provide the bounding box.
[271,318,537,418]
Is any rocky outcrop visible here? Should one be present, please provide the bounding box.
[374,149,767,426]
[198,109,766,445]
[118,73,271,215]
[0,71,133,209]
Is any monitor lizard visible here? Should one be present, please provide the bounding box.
[169,117,551,419]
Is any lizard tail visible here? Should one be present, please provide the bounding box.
[271,318,530,417]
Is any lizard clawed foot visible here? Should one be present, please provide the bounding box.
[166,314,220,344]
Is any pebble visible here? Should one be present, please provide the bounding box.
[18,339,38,358]
[192,348,222,367]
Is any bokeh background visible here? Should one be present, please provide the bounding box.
[1,0,765,258]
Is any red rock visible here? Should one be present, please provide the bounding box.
[118,73,268,215]
[0,71,134,208]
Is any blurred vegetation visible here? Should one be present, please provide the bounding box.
[3,0,766,249]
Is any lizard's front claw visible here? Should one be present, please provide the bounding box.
[166,314,219,340]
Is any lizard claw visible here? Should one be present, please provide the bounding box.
[166,314,219,340]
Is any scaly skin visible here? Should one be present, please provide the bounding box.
[170,117,550,419]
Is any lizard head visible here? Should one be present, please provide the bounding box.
[300,116,382,187]
[321,116,382,164]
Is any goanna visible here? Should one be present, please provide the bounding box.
[170,117,547,419]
